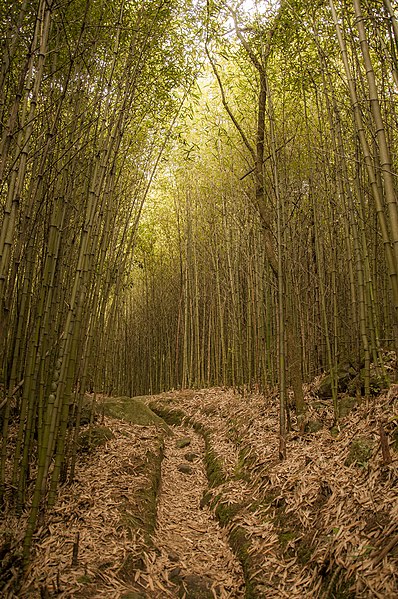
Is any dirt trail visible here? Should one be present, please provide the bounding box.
[11,414,245,598]
[8,386,397,598]
[143,426,245,598]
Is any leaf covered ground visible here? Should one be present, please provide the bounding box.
[148,384,398,598]
[1,384,398,598]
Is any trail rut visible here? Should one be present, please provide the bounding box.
[13,416,245,598]
[143,425,245,598]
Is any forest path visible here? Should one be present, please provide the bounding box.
[142,425,245,598]
[15,407,245,599]
[12,387,398,598]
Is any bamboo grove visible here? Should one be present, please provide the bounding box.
[93,0,398,404]
[0,0,202,559]
[0,0,398,561]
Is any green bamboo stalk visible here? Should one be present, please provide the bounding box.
[330,0,398,335]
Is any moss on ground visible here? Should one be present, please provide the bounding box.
[119,442,163,536]
[305,419,323,433]
[78,426,114,452]
[202,439,226,488]
[150,398,356,598]
[216,502,243,526]
[278,530,296,548]
[69,397,95,427]
[202,405,218,416]
[345,437,374,467]
[176,436,191,448]
[234,446,257,481]
[148,402,187,426]
[101,396,171,433]
[229,525,257,599]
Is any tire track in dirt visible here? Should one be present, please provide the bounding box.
[143,425,245,598]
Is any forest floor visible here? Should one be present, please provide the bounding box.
[2,381,398,598]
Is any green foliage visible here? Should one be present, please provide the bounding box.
[345,437,374,467]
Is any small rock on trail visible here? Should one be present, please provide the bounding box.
[175,437,191,449]
[184,452,199,462]
[177,463,193,474]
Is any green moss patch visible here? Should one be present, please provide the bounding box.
[345,437,374,467]
[278,530,296,547]
[101,396,171,433]
[229,525,256,599]
[148,402,186,426]
[176,437,191,448]
[305,419,323,433]
[78,426,114,452]
[214,501,243,527]
[203,445,225,488]
[234,445,260,481]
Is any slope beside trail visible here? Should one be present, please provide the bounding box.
[148,385,398,598]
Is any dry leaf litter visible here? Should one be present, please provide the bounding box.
[142,425,245,598]
[10,417,162,598]
[4,413,245,598]
[149,384,398,598]
[2,383,397,598]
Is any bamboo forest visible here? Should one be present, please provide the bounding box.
[1,0,398,596]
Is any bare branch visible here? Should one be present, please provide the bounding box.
[205,43,256,161]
